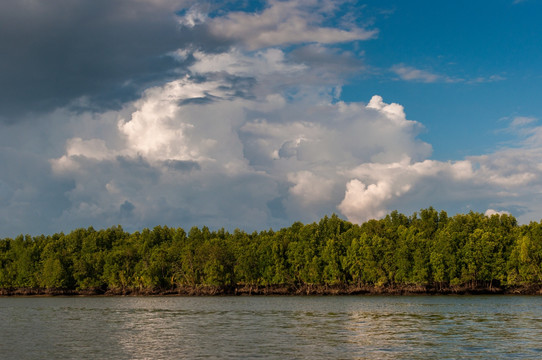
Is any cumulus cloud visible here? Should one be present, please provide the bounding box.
[43,39,432,232]
[335,124,542,224]
[3,0,542,237]
[12,36,542,235]
[6,54,542,235]
[288,171,334,205]
[338,179,395,223]
[485,209,511,217]
[337,158,474,223]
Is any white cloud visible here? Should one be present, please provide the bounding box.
[117,76,228,162]
[485,209,511,217]
[52,43,542,230]
[46,42,433,230]
[337,157,471,223]
[367,95,411,127]
[178,5,207,28]
[288,170,334,205]
[333,128,542,224]
[208,0,377,50]
[511,116,537,127]
[391,64,506,84]
[391,64,443,83]
[190,48,307,77]
[8,48,542,234]
[468,74,506,84]
[338,179,394,223]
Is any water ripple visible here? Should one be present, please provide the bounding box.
[1,296,542,359]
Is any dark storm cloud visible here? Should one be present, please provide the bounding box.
[0,0,230,122]
[0,146,75,236]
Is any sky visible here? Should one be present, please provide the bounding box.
[1,0,542,237]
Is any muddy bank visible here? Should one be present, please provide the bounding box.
[2,284,542,296]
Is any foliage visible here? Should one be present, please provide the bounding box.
[1,210,541,290]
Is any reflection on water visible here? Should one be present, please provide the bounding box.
[1,296,542,359]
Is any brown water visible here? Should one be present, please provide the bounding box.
[1,295,542,359]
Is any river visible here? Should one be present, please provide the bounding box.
[1,295,542,359]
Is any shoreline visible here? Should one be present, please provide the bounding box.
[2,284,542,296]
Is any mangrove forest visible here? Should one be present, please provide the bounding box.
[2,208,542,295]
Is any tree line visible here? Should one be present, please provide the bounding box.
[1,208,542,292]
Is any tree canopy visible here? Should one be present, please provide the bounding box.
[1,208,541,292]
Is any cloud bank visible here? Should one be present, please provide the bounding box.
[1,0,541,237]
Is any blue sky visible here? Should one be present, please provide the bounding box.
[341,0,542,160]
[0,0,541,237]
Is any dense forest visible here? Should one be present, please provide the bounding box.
[2,208,542,295]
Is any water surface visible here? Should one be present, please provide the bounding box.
[1,295,542,359]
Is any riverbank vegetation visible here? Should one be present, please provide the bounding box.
[2,208,542,295]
